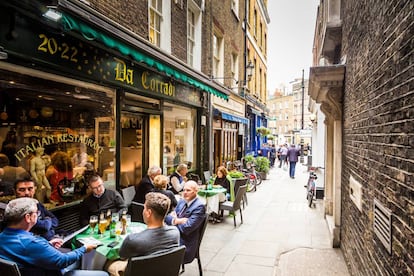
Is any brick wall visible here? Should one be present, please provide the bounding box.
[341,0,414,275]
[89,0,148,38]
[171,0,187,61]
[202,0,245,82]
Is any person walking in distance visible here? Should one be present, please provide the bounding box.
[286,144,300,179]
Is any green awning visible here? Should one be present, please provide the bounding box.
[61,13,228,100]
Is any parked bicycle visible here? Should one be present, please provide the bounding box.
[306,171,318,207]
[305,166,324,208]
[243,162,261,192]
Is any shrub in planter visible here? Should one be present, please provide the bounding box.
[255,156,270,174]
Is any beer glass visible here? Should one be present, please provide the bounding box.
[89,215,98,235]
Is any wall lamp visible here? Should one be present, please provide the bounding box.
[0,46,8,60]
[43,7,62,22]
[310,113,317,124]
[246,61,255,81]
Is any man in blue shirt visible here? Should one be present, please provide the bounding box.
[0,197,104,275]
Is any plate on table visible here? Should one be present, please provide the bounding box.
[213,185,223,189]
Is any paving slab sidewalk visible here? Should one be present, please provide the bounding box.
[182,162,350,276]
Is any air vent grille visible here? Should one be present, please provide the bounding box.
[373,199,392,255]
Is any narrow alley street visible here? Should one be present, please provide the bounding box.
[182,161,350,276]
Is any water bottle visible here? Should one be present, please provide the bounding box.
[207,177,213,190]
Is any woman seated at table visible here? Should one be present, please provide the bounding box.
[214,166,231,201]
[153,175,177,213]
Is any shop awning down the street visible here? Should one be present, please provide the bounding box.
[214,108,249,124]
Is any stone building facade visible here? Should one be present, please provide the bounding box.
[309,0,413,275]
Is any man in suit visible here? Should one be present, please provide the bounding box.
[165,180,206,264]
[133,166,162,203]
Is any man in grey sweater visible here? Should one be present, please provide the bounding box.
[105,192,179,276]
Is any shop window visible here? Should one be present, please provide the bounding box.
[0,70,115,205]
[163,103,196,175]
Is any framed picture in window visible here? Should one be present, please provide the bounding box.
[164,132,171,143]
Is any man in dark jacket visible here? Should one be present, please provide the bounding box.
[133,165,161,203]
[79,175,126,226]
[286,144,300,179]
[14,176,59,240]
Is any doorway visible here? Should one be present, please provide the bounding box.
[119,113,147,187]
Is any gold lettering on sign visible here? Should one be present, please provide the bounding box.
[14,134,104,161]
[114,58,134,84]
[141,71,175,97]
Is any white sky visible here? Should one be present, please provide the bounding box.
[267,0,319,93]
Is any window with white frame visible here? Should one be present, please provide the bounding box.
[279,103,282,109]
[213,33,224,82]
[149,0,162,47]
[231,0,239,16]
[285,101,289,108]
[231,53,238,91]
[187,9,195,66]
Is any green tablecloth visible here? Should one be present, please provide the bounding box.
[74,222,146,261]
[198,187,227,197]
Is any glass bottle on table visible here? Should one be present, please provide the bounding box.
[121,212,127,235]
[106,209,112,230]
[109,215,117,239]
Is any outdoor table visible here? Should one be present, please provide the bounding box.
[198,186,227,214]
[73,222,146,270]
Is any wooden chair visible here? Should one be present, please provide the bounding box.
[181,214,208,276]
[219,184,247,227]
[124,245,186,276]
[0,258,21,276]
[129,201,145,223]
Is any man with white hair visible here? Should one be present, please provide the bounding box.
[0,197,106,276]
[165,180,206,264]
[133,165,162,203]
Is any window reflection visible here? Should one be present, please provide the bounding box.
[163,103,196,175]
[0,71,115,206]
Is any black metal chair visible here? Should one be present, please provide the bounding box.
[181,214,208,276]
[203,171,211,183]
[0,258,21,276]
[124,245,186,276]
[219,184,248,227]
[121,186,136,209]
[129,201,145,223]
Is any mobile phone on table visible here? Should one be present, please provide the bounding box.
[107,241,119,248]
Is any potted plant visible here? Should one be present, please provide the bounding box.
[255,156,270,180]
[256,127,271,137]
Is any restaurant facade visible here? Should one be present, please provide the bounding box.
[0,0,229,205]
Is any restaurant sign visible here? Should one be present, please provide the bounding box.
[0,11,202,106]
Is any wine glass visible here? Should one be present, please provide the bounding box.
[89,215,98,235]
